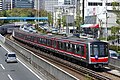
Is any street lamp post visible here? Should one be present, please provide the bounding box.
[37,0,40,27]
[105,0,108,41]
[73,2,75,33]
[11,0,12,9]
[82,0,85,24]
[118,30,120,52]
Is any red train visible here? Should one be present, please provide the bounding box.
[12,29,109,68]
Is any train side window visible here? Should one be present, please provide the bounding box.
[59,42,61,49]
[60,42,62,49]
[48,39,50,46]
[25,35,29,40]
[51,40,53,47]
[44,39,47,44]
[48,40,51,46]
[52,40,54,47]
[66,43,68,51]
[57,41,60,49]
[38,38,40,44]
[75,45,81,54]
[63,42,66,50]
[61,42,66,50]
[47,39,49,45]
[61,42,64,50]
[66,43,71,52]
[72,44,75,53]
[43,38,45,44]
[41,38,43,44]
[40,38,42,44]
[81,46,84,56]
[59,42,62,50]
[38,38,42,43]
[42,38,44,44]
[53,40,56,48]
[31,36,34,42]
[49,40,52,46]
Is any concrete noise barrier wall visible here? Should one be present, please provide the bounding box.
[0,34,5,43]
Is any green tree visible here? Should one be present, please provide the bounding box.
[111,26,120,36]
[0,8,52,25]
[112,2,120,25]
[75,14,82,33]
[62,16,66,27]
[47,13,52,26]
[0,10,9,25]
[76,15,82,28]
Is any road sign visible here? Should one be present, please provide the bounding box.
[66,15,74,23]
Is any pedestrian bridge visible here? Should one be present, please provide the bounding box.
[0,17,48,21]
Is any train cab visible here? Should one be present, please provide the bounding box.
[89,41,109,68]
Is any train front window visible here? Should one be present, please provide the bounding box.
[93,45,99,56]
[90,43,108,57]
[99,45,105,56]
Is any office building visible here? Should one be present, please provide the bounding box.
[64,0,75,5]
[0,0,3,10]
[3,0,15,10]
[44,0,58,12]
[14,0,34,8]
[34,0,58,12]
[34,0,44,10]
[81,0,120,37]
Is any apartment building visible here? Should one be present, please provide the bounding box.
[0,0,3,10]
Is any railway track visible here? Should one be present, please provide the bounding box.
[6,34,120,80]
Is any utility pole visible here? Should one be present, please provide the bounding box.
[11,0,12,9]
[76,0,81,34]
[38,0,39,27]
[73,1,75,33]
[106,0,108,41]
[82,0,85,24]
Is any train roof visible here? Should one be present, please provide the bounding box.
[15,29,104,44]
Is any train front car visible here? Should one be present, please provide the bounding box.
[88,41,109,68]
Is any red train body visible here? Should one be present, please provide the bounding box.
[12,29,109,68]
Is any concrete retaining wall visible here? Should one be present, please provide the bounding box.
[109,58,120,71]
[0,34,5,43]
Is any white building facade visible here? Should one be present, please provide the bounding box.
[82,0,120,37]
[53,5,76,27]
[34,0,58,12]
[44,0,58,12]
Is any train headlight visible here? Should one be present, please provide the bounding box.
[95,55,98,60]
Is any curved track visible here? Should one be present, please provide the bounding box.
[6,34,120,80]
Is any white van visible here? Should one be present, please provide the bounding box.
[109,50,118,59]
[5,52,17,63]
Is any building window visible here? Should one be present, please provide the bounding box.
[106,2,120,6]
[88,2,102,6]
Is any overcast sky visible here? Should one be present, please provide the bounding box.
[58,0,64,3]
[58,0,64,5]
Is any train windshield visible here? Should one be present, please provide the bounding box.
[90,42,108,57]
